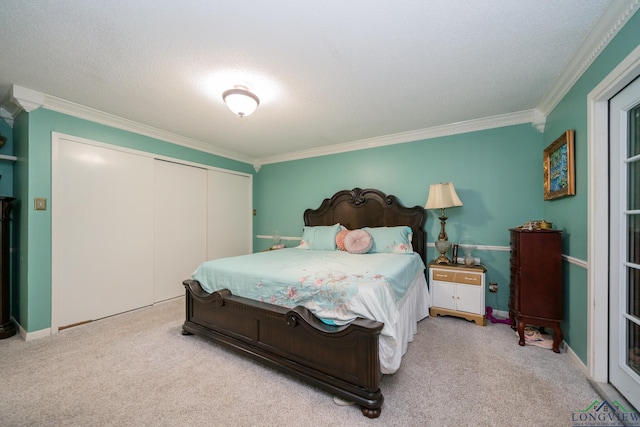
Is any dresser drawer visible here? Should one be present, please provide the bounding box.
[431,269,482,286]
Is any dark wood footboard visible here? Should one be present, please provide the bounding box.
[182,279,384,418]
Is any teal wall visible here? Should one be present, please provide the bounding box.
[13,108,254,331]
[542,9,640,363]
[254,124,544,315]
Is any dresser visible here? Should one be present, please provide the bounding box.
[0,197,16,339]
[429,262,487,326]
[508,228,563,352]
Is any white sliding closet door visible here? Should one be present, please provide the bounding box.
[53,133,253,332]
[153,160,207,302]
[53,138,155,329]
[207,169,252,260]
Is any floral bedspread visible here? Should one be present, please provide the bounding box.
[191,248,425,338]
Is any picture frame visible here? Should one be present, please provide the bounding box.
[544,129,575,201]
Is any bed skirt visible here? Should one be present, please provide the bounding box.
[380,271,431,374]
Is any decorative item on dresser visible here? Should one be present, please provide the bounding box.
[429,262,487,326]
[508,228,563,353]
[0,197,16,339]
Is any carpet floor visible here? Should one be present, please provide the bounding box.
[0,297,599,426]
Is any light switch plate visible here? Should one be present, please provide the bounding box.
[34,198,47,211]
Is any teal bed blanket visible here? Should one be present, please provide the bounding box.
[192,248,426,337]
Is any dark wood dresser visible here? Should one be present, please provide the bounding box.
[0,197,16,339]
[509,228,563,352]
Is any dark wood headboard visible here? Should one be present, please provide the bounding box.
[303,188,427,265]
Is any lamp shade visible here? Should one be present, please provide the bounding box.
[222,86,260,118]
[424,182,463,209]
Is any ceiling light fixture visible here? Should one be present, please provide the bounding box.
[222,85,260,118]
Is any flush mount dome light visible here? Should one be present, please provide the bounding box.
[222,85,260,118]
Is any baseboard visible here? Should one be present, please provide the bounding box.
[493,309,509,319]
[15,318,51,341]
[12,298,183,341]
[563,339,589,377]
[565,341,639,414]
[590,381,638,413]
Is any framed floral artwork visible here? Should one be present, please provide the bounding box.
[544,130,575,201]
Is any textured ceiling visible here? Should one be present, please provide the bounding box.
[0,1,617,163]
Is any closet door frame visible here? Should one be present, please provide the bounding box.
[51,132,253,333]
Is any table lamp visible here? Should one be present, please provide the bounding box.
[425,182,463,264]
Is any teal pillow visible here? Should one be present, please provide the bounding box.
[363,226,414,254]
[297,224,342,250]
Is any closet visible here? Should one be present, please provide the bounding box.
[153,160,207,303]
[52,134,252,331]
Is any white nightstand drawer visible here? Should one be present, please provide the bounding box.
[431,269,482,286]
[432,270,456,282]
[455,272,482,286]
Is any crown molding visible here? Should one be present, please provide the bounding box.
[43,92,255,164]
[12,85,45,112]
[0,105,16,128]
[257,109,541,166]
[532,109,546,133]
[1,85,255,165]
[3,85,543,170]
[537,0,640,116]
[0,85,45,127]
[0,85,44,127]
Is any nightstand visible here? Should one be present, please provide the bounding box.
[429,262,487,326]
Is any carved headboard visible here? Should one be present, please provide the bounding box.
[303,188,427,265]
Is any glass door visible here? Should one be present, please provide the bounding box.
[609,75,640,410]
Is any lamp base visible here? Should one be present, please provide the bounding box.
[434,238,452,264]
[434,253,451,264]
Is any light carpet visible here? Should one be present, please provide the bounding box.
[0,297,599,426]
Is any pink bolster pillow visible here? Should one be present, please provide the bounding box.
[343,229,373,254]
[335,229,350,251]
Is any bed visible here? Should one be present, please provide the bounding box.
[181,188,429,418]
